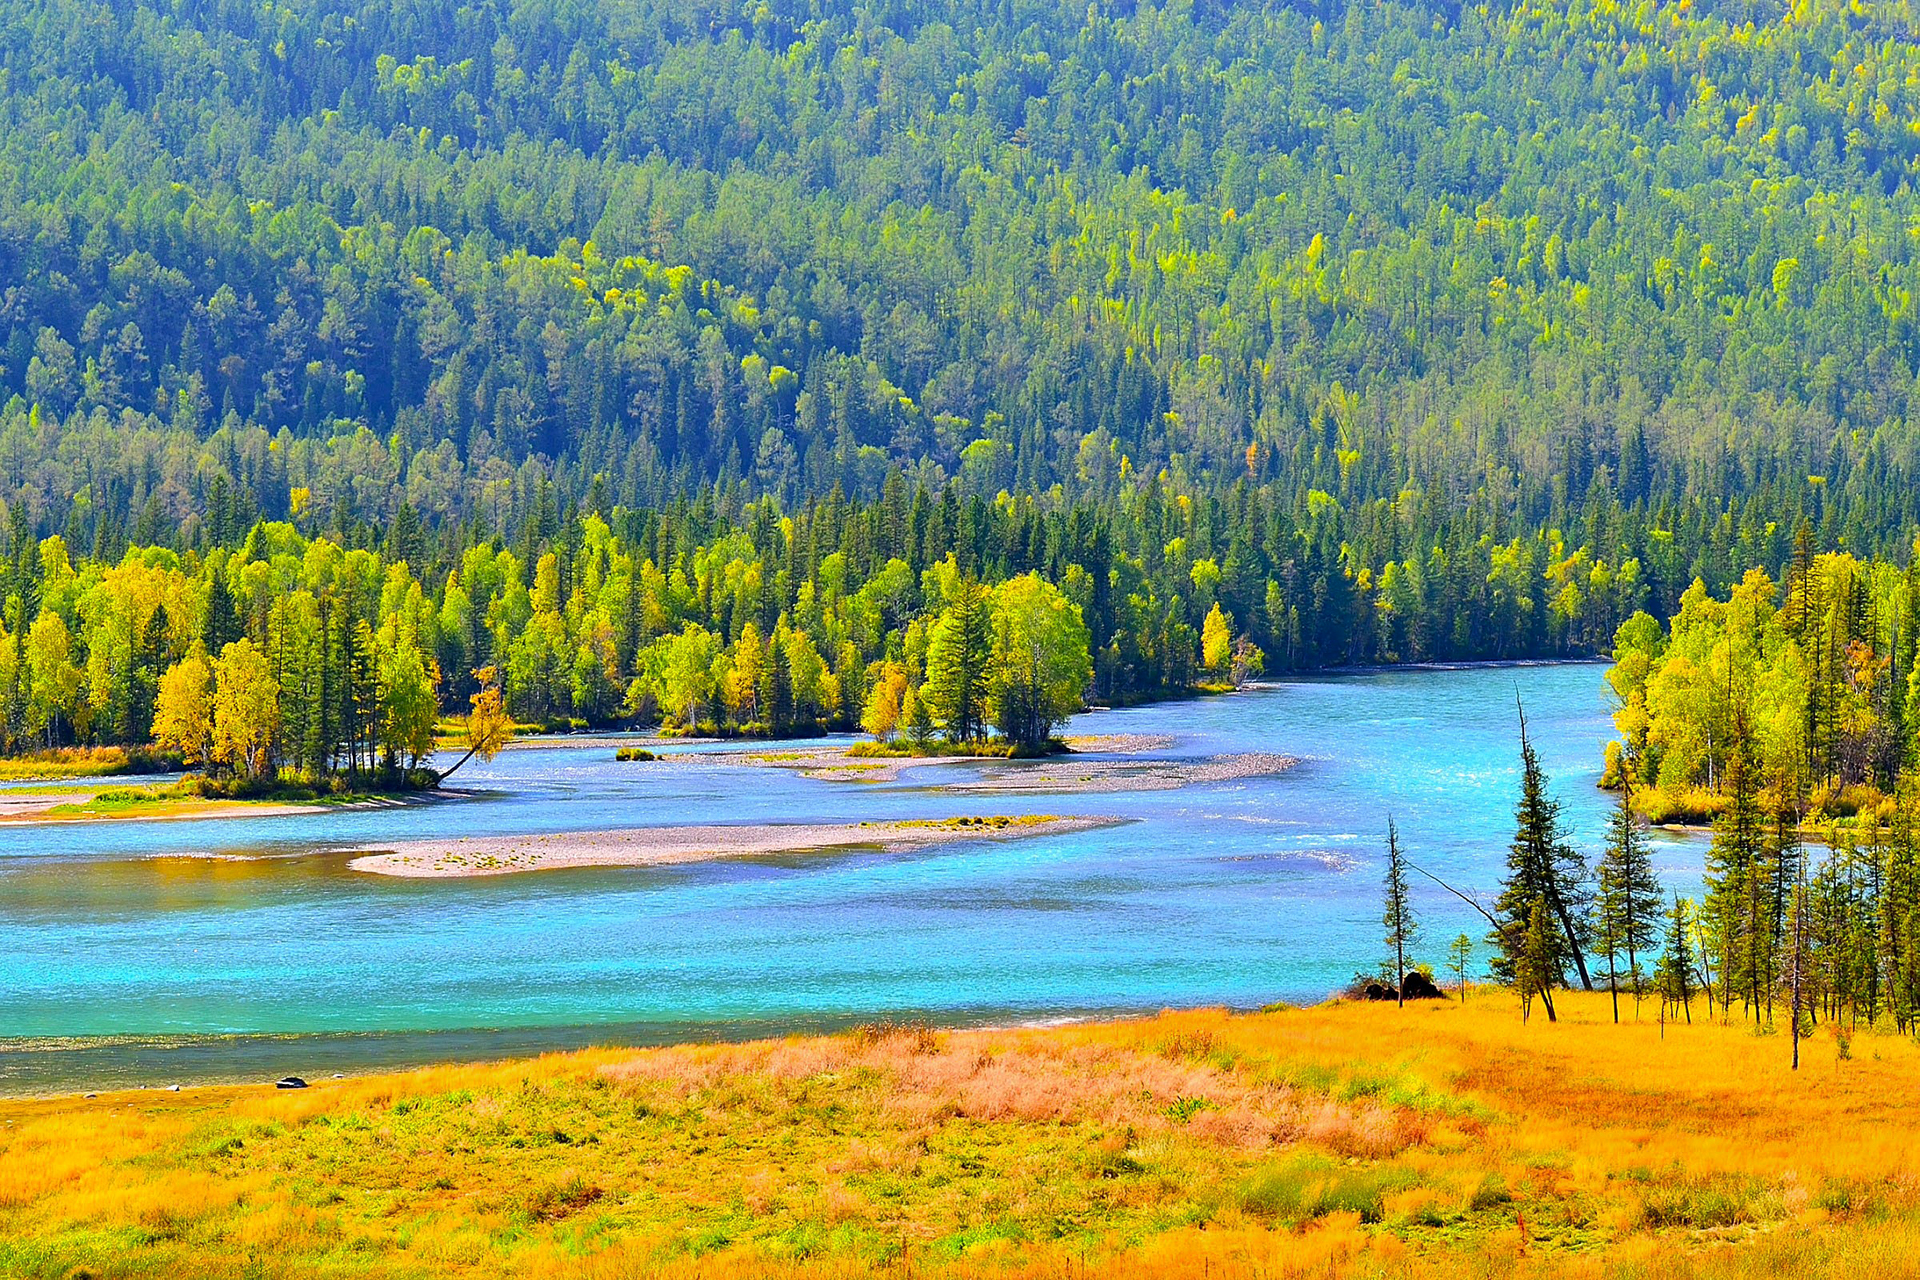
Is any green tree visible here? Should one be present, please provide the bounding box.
[1594,774,1664,1021]
[202,564,242,652]
[1659,895,1696,1025]
[1491,705,1592,993]
[1448,933,1474,1001]
[1519,898,1559,1024]
[1704,747,1772,1024]
[381,641,440,770]
[925,579,994,744]
[903,683,934,748]
[990,574,1092,750]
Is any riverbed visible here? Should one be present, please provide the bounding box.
[0,662,1703,1091]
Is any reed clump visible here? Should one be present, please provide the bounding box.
[5,993,1920,1277]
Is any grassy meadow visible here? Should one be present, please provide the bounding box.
[1,993,1914,1279]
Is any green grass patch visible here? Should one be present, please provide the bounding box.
[1234,1155,1414,1224]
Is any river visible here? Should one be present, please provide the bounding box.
[0,661,1702,1091]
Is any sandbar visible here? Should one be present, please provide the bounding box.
[645,741,1289,791]
[1060,733,1176,754]
[931,752,1298,794]
[347,814,1125,878]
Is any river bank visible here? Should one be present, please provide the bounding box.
[0,783,458,825]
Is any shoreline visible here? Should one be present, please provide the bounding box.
[1300,655,1611,676]
[0,786,460,826]
[0,1002,1215,1100]
[932,751,1297,794]
[347,813,1127,878]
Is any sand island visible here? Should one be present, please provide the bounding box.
[347,814,1125,878]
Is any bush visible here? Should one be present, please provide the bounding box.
[1235,1157,1408,1224]
[615,747,657,762]
[1635,786,1725,825]
[1638,1175,1780,1229]
[524,1174,603,1221]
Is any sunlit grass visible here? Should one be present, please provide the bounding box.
[3,994,1917,1277]
[0,748,142,781]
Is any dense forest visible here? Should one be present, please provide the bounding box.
[1565,529,1920,1046]
[7,0,1920,758]
[1607,528,1920,819]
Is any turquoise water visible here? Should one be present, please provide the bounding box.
[0,663,1701,1090]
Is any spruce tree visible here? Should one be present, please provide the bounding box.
[129,602,171,744]
[1705,746,1770,1023]
[1491,702,1592,993]
[1659,895,1695,1024]
[1519,898,1558,1023]
[925,578,994,744]
[1881,796,1919,1034]
[203,564,242,652]
[1448,933,1473,1001]
[1595,773,1664,1021]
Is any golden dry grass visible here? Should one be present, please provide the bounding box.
[4,993,1919,1278]
[0,747,136,782]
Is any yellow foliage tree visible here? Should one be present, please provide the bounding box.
[211,638,280,778]
[442,665,513,781]
[1201,603,1233,678]
[862,664,909,742]
[152,653,213,766]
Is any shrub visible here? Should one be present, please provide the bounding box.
[1638,1174,1782,1229]
[524,1174,603,1221]
[1235,1157,1407,1224]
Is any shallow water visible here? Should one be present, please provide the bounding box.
[0,663,1701,1090]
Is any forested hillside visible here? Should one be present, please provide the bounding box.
[4,0,1920,750]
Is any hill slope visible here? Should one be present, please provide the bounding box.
[3,0,1920,549]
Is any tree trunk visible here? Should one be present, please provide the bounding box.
[439,742,482,781]
[1548,891,1594,990]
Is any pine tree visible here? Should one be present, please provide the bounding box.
[925,578,994,743]
[1659,895,1695,1025]
[1519,898,1558,1024]
[1705,746,1771,1023]
[203,564,242,652]
[1382,817,1416,1007]
[1448,933,1473,1001]
[1491,702,1592,993]
[1595,773,1664,1021]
